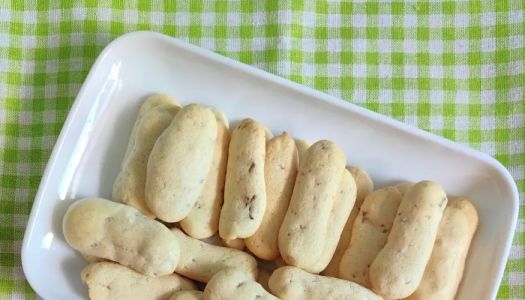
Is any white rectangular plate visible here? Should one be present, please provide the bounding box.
[22,31,519,300]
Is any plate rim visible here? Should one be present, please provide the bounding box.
[21,30,520,299]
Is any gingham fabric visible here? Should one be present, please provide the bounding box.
[0,0,523,298]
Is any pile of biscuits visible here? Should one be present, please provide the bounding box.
[62,94,479,300]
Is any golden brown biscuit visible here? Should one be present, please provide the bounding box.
[203,268,278,300]
[278,140,346,269]
[81,262,195,300]
[268,266,382,300]
[406,197,478,300]
[172,228,257,282]
[307,169,356,273]
[113,94,180,218]
[339,186,402,287]
[180,109,230,239]
[322,166,373,277]
[63,198,179,276]
[369,181,447,299]
[245,132,298,260]
[219,119,267,240]
[146,104,217,222]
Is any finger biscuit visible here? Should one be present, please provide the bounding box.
[268,266,382,300]
[81,262,195,300]
[339,186,402,287]
[278,140,346,269]
[369,181,447,299]
[170,290,203,300]
[180,110,230,239]
[219,119,267,240]
[146,104,217,222]
[246,132,298,260]
[322,166,373,277]
[63,198,179,276]
[294,139,310,163]
[112,94,180,218]
[203,268,279,300]
[406,197,478,300]
[308,169,356,273]
[172,228,258,282]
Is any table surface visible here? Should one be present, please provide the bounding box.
[0,1,523,299]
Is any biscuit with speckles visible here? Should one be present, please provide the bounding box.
[246,132,298,260]
[278,140,346,269]
[146,104,217,222]
[219,119,267,240]
[81,262,195,300]
[322,166,373,277]
[406,197,478,300]
[204,268,278,300]
[112,94,180,218]
[268,266,382,300]
[339,186,402,287]
[369,181,447,299]
[172,228,257,282]
[180,109,230,239]
[63,198,179,276]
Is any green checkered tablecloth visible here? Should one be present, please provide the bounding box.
[0,0,523,298]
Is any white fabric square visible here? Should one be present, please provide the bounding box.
[481,90,496,103]
[378,14,392,27]
[23,10,36,24]
[481,38,496,52]
[404,14,417,27]
[97,8,111,22]
[454,14,469,28]
[429,65,443,78]
[353,39,367,52]
[404,65,418,78]
[353,64,367,77]
[379,64,392,78]
[429,14,442,27]
[429,40,443,53]
[353,14,366,27]
[455,65,469,79]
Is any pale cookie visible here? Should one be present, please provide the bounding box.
[170,290,203,300]
[322,166,373,277]
[395,182,414,197]
[278,140,346,269]
[219,118,267,240]
[308,169,356,273]
[180,110,230,239]
[172,228,258,282]
[246,132,298,260]
[369,181,447,299]
[339,186,402,287]
[63,198,179,276]
[268,266,382,300]
[406,197,478,300]
[294,139,310,163]
[81,262,196,300]
[203,268,279,300]
[112,94,180,218]
[146,104,217,222]
[221,238,246,250]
